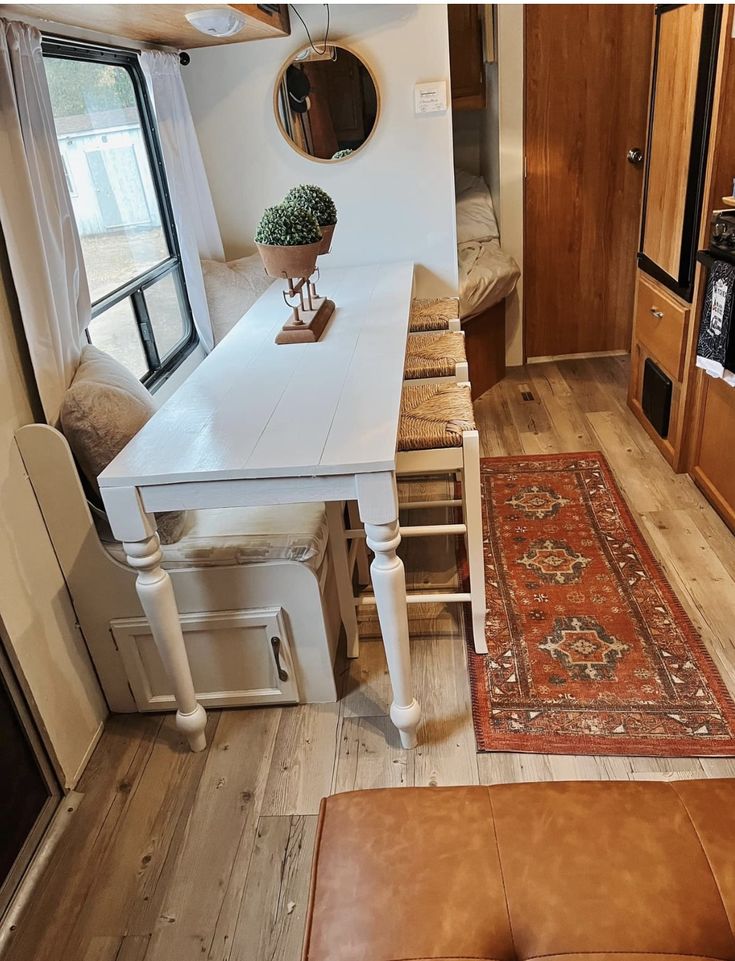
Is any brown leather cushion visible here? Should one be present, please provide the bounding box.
[302,780,735,961]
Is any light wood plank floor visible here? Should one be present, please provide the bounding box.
[7,357,735,961]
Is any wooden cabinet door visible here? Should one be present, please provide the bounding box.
[525,5,653,359]
[112,607,301,710]
[641,5,704,284]
[690,374,735,532]
[448,4,485,109]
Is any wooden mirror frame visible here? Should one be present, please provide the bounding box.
[273,43,381,164]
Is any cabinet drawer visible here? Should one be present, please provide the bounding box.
[635,275,689,380]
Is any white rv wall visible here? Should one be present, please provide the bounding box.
[0,238,106,789]
[184,4,458,297]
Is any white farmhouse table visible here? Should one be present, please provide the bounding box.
[99,262,421,751]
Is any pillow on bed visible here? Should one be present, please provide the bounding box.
[60,345,188,544]
[455,169,500,245]
[202,254,272,344]
[455,168,483,194]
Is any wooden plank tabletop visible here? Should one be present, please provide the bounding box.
[99,262,414,489]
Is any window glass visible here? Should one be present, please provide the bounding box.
[45,58,169,303]
[87,299,148,379]
[146,272,188,362]
[42,48,196,386]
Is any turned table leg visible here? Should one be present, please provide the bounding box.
[124,535,207,752]
[363,514,421,749]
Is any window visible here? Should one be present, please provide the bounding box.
[43,42,197,388]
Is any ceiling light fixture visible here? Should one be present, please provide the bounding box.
[185,8,248,38]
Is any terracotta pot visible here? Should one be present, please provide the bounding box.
[318,222,336,255]
[256,241,322,279]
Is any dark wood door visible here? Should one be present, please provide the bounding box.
[525,5,654,359]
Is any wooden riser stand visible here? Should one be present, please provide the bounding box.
[276,274,335,344]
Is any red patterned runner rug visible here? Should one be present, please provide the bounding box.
[468,452,735,756]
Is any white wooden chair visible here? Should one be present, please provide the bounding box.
[16,424,344,714]
[347,298,467,590]
[341,382,487,656]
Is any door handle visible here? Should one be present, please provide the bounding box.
[270,636,289,682]
[627,147,644,165]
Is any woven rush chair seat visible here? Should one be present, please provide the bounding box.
[409,297,460,332]
[404,331,467,380]
[398,382,475,451]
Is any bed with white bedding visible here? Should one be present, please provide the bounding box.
[455,170,520,320]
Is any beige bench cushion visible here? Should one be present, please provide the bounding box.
[60,345,187,544]
[102,502,328,572]
[202,254,272,344]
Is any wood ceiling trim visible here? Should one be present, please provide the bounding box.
[0,4,290,49]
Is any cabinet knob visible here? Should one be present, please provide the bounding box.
[627,147,644,165]
[649,307,664,319]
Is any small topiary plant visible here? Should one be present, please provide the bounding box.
[255,202,322,247]
[284,184,337,227]
[331,148,353,161]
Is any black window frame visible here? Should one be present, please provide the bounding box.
[42,38,198,390]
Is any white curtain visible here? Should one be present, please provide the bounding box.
[0,19,90,424]
[140,50,224,354]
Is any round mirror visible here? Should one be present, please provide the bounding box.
[274,44,380,163]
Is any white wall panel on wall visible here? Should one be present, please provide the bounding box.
[0,243,107,789]
[183,4,458,297]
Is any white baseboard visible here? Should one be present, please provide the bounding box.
[66,719,105,790]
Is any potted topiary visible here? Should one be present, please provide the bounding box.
[254,202,323,279]
[284,184,338,255]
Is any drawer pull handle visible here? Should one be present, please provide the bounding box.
[270,636,289,682]
[649,307,664,319]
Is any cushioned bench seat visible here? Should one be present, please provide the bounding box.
[302,780,735,961]
[102,502,329,571]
